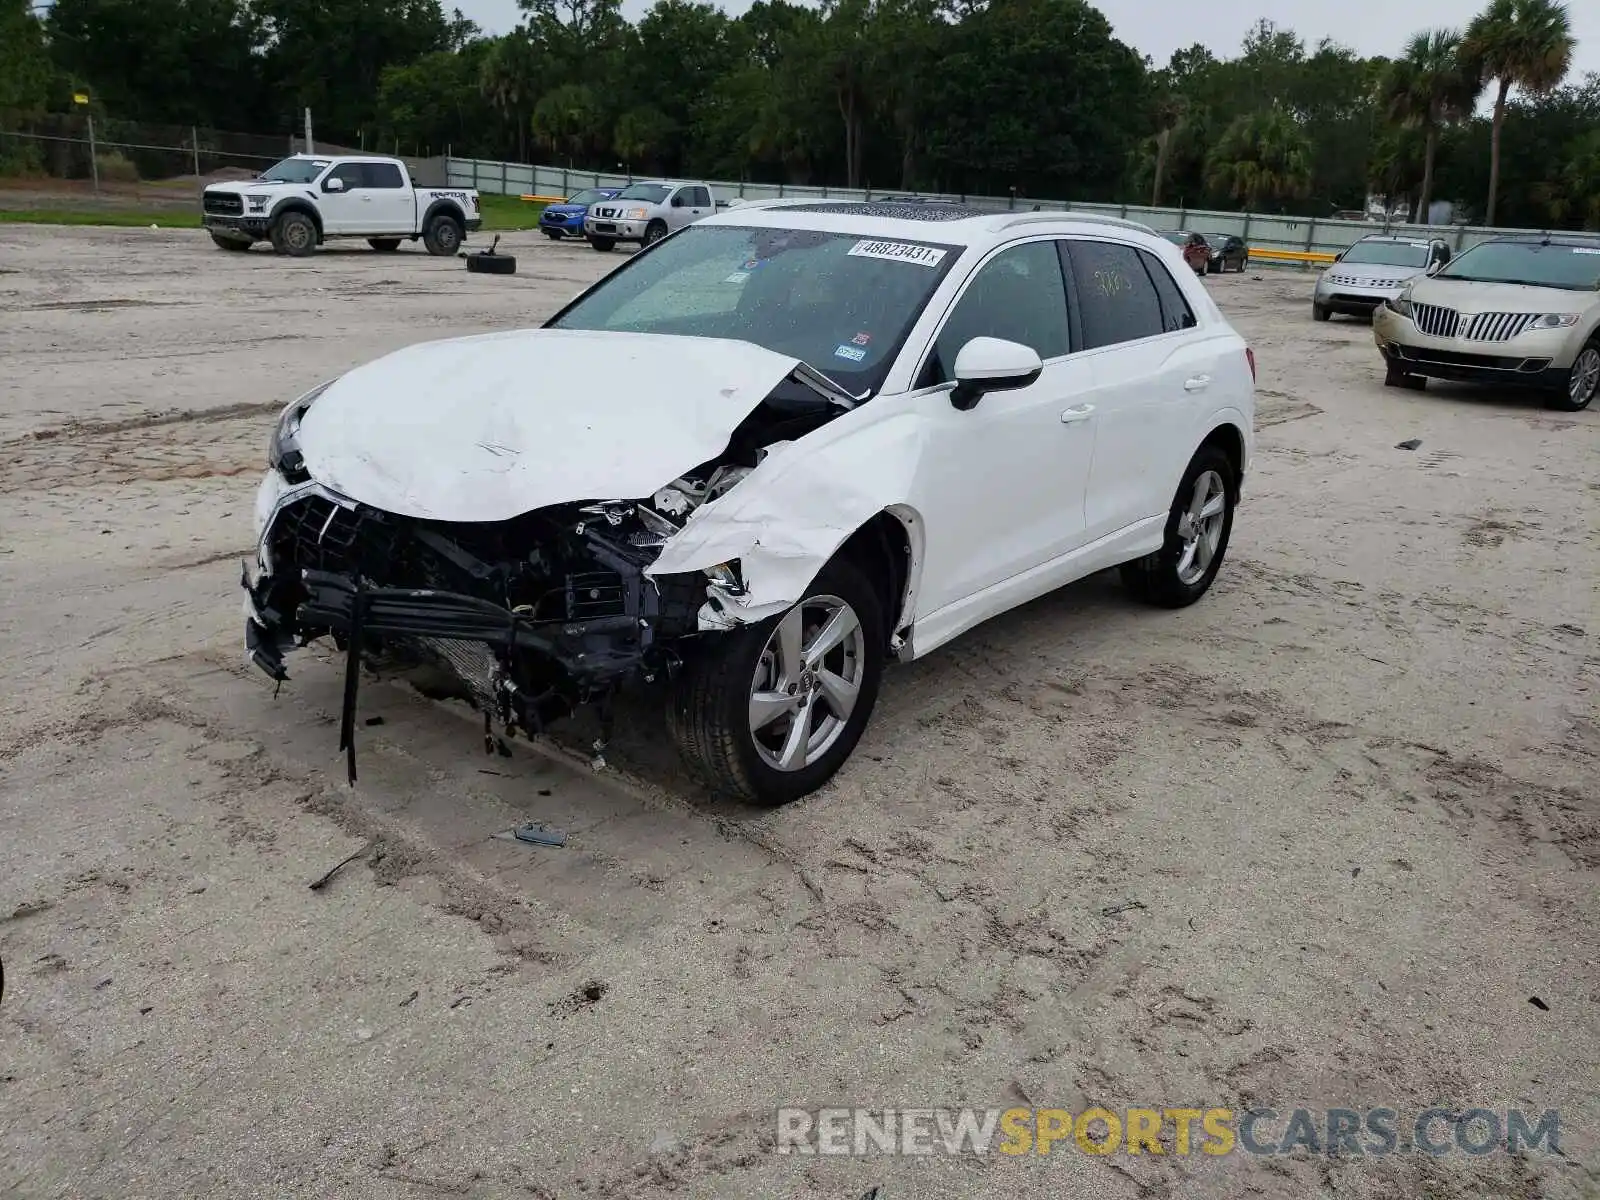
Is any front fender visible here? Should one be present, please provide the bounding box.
[645,410,927,625]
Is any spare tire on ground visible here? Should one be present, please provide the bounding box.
[465,234,516,275]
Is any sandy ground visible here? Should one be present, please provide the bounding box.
[1,226,1596,1200]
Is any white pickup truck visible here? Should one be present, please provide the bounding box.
[201,154,482,257]
[583,180,720,251]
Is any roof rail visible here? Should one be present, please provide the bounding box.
[995,211,1160,237]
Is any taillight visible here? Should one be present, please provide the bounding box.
[1245,347,1256,382]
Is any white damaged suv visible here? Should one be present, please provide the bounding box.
[244,200,1255,804]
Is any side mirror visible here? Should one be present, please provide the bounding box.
[1333,250,1344,261]
[949,337,1043,411]
[324,177,345,193]
[671,193,685,207]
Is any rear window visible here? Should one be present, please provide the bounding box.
[364,162,404,189]
[1066,240,1167,348]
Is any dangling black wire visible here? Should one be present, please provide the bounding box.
[338,574,366,785]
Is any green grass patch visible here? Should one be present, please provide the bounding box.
[0,208,201,227]
[478,193,546,230]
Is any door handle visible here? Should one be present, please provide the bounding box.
[1183,374,1211,391]
[1059,404,1095,424]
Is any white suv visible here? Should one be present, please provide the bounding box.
[243,200,1255,804]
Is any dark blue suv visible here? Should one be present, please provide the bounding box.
[540,187,620,239]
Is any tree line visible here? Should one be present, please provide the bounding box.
[2,0,1596,227]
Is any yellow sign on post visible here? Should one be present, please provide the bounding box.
[73,93,89,106]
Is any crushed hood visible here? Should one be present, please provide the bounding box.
[296,328,805,522]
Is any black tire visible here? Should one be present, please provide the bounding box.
[588,236,616,252]
[465,252,516,275]
[368,238,401,252]
[1384,361,1427,390]
[423,213,463,256]
[1312,302,1330,321]
[1121,444,1237,609]
[667,556,886,805]
[1546,341,1599,412]
[209,232,250,252]
[643,220,668,247]
[544,230,563,240]
[270,211,317,257]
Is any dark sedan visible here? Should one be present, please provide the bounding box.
[1202,233,1249,273]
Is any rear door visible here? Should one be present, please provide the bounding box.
[900,237,1097,616]
[1061,238,1220,540]
[361,161,415,234]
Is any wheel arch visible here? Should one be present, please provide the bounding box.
[1198,420,1247,499]
[273,200,322,238]
[423,200,465,229]
[833,505,924,653]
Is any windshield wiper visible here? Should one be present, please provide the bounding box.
[792,361,865,409]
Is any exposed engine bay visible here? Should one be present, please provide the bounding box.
[243,372,850,780]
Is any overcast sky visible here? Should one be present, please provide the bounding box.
[454,0,1599,79]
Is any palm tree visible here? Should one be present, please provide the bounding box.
[481,33,541,162]
[1205,108,1314,209]
[1149,90,1188,207]
[1461,0,1574,227]
[1380,30,1480,223]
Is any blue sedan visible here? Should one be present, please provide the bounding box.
[539,188,620,239]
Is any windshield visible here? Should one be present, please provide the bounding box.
[566,188,611,205]
[614,183,672,204]
[548,224,960,391]
[1161,231,1189,245]
[1342,240,1430,267]
[258,157,330,184]
[1438,241,1600,290]
[1204,234,1231,245]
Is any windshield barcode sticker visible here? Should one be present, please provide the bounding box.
[848,240,947,267]
[1571,247,1600,255]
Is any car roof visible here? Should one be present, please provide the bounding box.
[1354,233,1439,243]
[705,200,1164,248]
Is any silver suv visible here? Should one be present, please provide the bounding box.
[1313,234,1451,322]
[584,180,717,251]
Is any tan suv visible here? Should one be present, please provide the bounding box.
[1371,233,1600,411]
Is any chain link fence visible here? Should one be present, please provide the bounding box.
[0,114,302,188]
[0,115,447,199]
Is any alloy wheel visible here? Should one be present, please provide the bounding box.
[1570,346,1600,407]
[1175,469,1227,586]
[748,596,866,772]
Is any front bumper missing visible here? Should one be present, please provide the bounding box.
[246,567,662,784]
